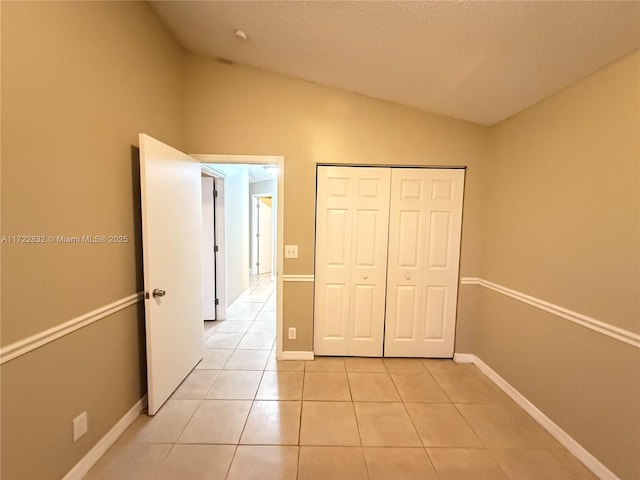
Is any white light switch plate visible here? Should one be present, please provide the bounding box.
[284,245,298,258]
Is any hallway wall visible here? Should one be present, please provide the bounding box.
[223,168,251,305]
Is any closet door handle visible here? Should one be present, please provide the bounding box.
[363,274,368,280]
[405,274,411,280]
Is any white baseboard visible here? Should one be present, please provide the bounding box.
[280,350,314,360]
[453,353,618,480]
[63,395,147,480]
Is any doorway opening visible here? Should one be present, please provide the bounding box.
[197,154,284,359]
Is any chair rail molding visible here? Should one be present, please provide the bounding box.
[282,274,315,282]
[0,292,145,364]
[460,277,639,349]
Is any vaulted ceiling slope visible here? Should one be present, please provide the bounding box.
[150,1,640,126]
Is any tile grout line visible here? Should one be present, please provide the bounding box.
[209,275,274,480]
[393,365,432,456]
[296,361,307,480]
[423,361,511,478]
[227,277,264,479]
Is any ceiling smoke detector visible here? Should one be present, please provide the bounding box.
[234,29,249,42]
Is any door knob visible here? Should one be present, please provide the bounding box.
[152,288,166,298]
[363,274,368,280]
[405,274,411,280]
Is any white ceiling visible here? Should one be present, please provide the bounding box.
[150,1,640,126]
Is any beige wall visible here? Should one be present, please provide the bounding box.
[2,2,637,478]
[183,54,489,351]
[478,50,640,479]
[1,2,184,478]
[486,51,639,332]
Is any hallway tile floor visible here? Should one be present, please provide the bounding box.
[85,275,597,479]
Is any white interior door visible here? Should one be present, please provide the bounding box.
[202,177,216,320]
[314,166,390,356]
[257,197,272,274]
[140,134,204,415]
[384,168,464,358]
[251,197,259,275]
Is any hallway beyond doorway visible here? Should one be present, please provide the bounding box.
[205,273,276,350]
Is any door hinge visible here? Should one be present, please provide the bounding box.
[213,190,218,198]
[214,245,219,252]
[214,298,219,306]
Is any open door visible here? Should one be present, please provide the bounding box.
[202,176,216,321]
[139,134,203,415]
[257,197,272,274]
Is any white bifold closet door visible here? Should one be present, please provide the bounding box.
[314,167,391,356]
[314,166,464,358]
[384,168,464,357]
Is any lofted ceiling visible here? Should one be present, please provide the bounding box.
[150,1,640,126]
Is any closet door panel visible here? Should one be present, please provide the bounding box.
[348,168,390,356]
[314,166,390,356]
[422,170,464,356]
[314,168,353,355]
[384,171,427,356]
[385,168,464,358]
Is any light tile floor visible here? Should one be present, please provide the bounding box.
[86,275,597,480]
